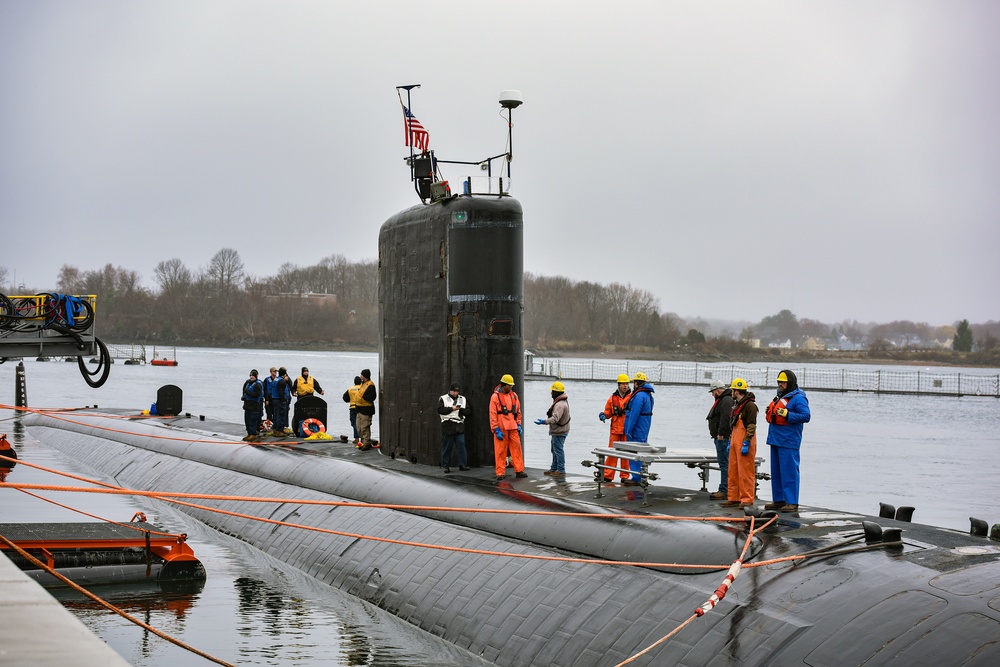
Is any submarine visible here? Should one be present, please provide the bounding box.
[19,90,1000,665]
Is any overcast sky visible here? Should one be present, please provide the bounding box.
[2,1,997,326]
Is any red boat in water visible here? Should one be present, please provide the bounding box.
[150,346,178,366]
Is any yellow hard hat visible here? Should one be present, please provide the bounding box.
[616,373,630,384]
[730,378,748,391]
[551,381,565,392]
[500,374,515,386]
[776,371,789,382]
[633,371,647,382]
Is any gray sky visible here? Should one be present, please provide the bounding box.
[2,1,998,326]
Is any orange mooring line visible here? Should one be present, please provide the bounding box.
[0,533,232,667]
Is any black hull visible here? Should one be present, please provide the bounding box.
[24,410,1000,666]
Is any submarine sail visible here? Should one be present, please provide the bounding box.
[379,89,525,467]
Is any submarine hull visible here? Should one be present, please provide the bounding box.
[23,411,1000,667]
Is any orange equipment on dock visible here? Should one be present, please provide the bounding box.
[0,520,205,587]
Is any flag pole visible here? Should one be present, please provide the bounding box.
[396,84,421,199]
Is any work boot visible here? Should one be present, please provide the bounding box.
[779,504,799,513]
[764,501,786,510]
[459,466,470,471]
[515,471,528,478]
[720,500,740,507]
[621,479,638,486]
[496,475,506,482]
[242,434,256,442]
[709,491,727,500]
[443,467,451,474]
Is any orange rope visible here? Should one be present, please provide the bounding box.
[11,487,180,539]
[0,532,233,667]
[1,454,748,524]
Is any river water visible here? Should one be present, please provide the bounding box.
[1,348,998,666]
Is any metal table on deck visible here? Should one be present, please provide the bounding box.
[585,442,768,506]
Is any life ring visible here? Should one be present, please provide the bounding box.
[259,419,273,433]
[301,418,325,435]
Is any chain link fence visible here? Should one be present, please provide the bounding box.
[532,359,1000,397]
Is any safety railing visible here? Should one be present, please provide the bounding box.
[534,359,1000,398]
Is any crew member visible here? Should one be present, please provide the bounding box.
[489,374,525,481]
[599,374,632,481]
[438,382,470,473]
[706,379,733,500]
[241,369,264,441]
[535,380,570,477]
[293,366,324,399]
[343,375,363,444]
[355,368,377,451]
[622,371,655,485]
[721,378,758,508]
[263,367,280,429]
[277,367,292,434]
[764,369,811,513]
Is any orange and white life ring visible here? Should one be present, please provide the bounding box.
[301,418,325,435]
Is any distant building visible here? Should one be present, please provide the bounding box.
[802,337,825,351]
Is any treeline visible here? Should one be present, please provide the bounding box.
[26,251,378,346]
[2,259,997,362]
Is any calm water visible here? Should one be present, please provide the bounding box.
[1,348,998,665]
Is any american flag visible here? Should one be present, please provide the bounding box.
[404,106,429,151]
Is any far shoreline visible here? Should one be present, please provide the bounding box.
[121,340,1000,370]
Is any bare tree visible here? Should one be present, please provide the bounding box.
[204,248,245,307]
[154,258,192,298]
[56,264,83,292]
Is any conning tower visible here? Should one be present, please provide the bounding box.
[379,88,524,467]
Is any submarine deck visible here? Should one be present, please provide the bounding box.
[167,411,996,569]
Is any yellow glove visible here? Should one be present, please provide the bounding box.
[776,408,788,418]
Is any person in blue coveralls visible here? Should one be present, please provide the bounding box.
[763,369,811,513]
[241,369,265,441]
[622,371,655,485]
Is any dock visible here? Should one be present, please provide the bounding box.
[0,552,130,666]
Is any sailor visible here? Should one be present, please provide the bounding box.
[535,381,570,477]
[241,369,264,441]
[342,375,363,444]
[764,370,811,513]
[599,374,632,481]
[355,369,377,451]
[489,374,525,481]
[721,378,758,509]
[437,382,470,473]
[263,367,280,431]
[622,371,655,485]
[706,379,734,500]
[276,367,293,434]
[293,366,325,399]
